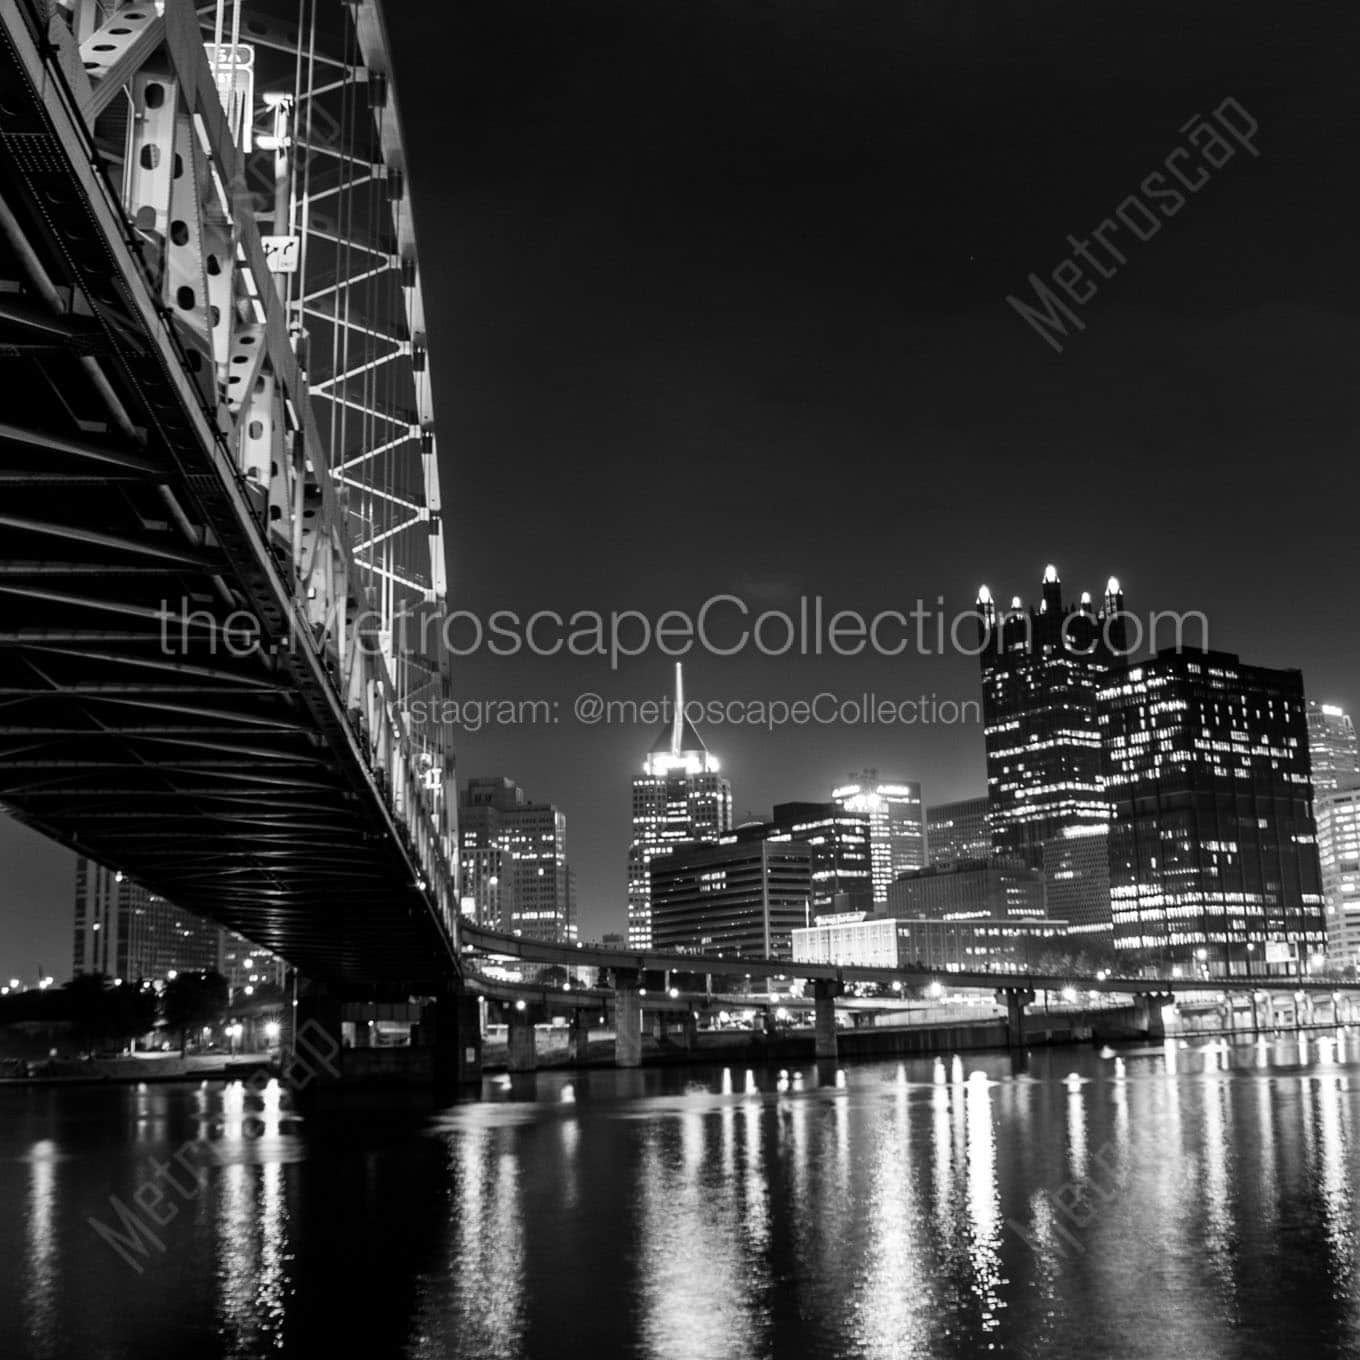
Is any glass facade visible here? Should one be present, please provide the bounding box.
[1316,783,1360,967]
[1099,649,1325,973]
[925,795,991,864]
[770,802,875,915]
[831,773,927,905]
[1306,701,1360,795]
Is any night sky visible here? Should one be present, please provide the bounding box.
[4,0,1359,970]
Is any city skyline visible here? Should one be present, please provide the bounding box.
[3,3,1359,1355]
[4,605,1360,967]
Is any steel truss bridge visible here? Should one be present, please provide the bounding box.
[0,0,458,986]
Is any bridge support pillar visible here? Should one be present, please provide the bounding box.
[1134,992,1173,1042]
[568,1010,592,1066]
[421,991,482,1086]
[615,971,642,1068]
[508,1006,537,1073]
[287,981,343,1089]
[680,1011,699,1052]
[995,987,1035,1048]
[813,979,842,1060]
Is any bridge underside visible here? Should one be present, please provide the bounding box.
[0,1,453,989]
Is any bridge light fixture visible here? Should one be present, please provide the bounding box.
[927,981,943,999]
[668,988,679,999]
[264,1022,281,1041]
[514,999,526,1012]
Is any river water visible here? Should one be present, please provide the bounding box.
[1,1034,1357,1358]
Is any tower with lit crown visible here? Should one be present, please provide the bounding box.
[830,773,926,905]
[627,664,732,947]
[975,565,1126,936]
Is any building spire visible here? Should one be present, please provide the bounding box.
[671,662,685,756]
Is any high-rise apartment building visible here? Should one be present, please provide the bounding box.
[926,795,990,864]
[72,857,220,980]
[458,777,574,943]
[831,773,926,904]
[1099,649,1325,973]
[627,665,732,947]
[1307,701,1360,795]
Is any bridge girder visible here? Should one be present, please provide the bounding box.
[0,0,458,987]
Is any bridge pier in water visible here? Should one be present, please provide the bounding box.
[508,1006,538,1073]
[283,980,483,1095]
[569,1010,593,1065]
[995,987,1035,1048]
[614,972,643,1068]
[813,980,842,1060]
[1134,991,1174,1041]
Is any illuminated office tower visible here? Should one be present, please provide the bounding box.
[650,827,812,959]
[1306,701,1360,794]
[975,566,1127,870]
[459,778,574,944]
[1099,649,1325,974]
[627,664,732,948]
[770,802,875,915]
[1042,827,1113,939]
[831,772,926,905]
[1317,782,1360,967]
[72,857,220,980]
[926,795,990,864]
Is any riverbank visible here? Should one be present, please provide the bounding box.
[0,1052,276,1086]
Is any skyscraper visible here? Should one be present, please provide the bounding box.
[926,795,991,864]
[1316,782,1360,968]
[1306,701,1360,794]
[627,665,732,947]
[73,857,221,981]
[650,828,811,959]
[1099,649,1325,974]
[770,802,875,915]
[831,773,926,905]
[975,566,1127,869]
[459,777,574,943]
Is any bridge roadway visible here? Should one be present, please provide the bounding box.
[459,922,1359,1001]
[0,0,458,987]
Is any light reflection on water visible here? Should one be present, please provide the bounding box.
[2,1039,1360,1357]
